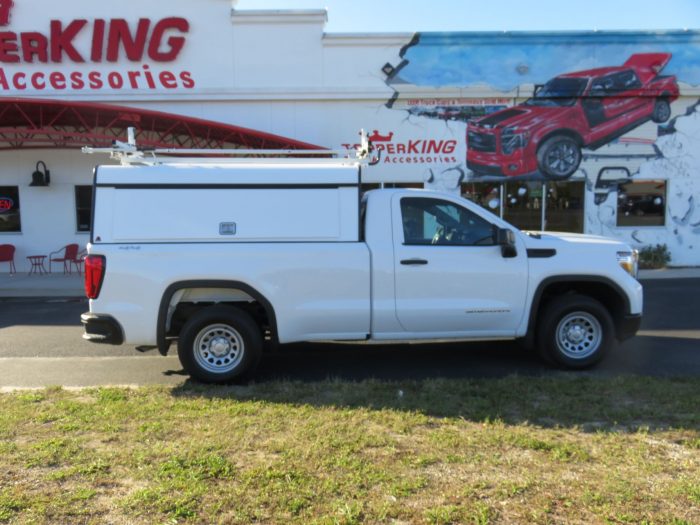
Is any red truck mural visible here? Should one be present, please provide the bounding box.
[466,53,679,179]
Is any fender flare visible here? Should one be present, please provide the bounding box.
[156,280,278,355]
[523,275,632,348]
[536,128,584,150]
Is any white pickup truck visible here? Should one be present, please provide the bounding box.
[81,152,642,383]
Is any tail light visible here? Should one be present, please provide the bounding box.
[84,255,106,299]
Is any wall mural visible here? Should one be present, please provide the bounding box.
[378,31,700,264]
[466,53,678,180]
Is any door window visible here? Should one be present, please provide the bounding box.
[614,70,642,91]
[590,74,615,97]
[401,197,495,246]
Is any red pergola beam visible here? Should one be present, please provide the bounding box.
[0,97,326,151]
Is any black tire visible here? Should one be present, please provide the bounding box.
[651,98,671,123]
[177,306,262,384]
[536,294,614,369]
[536,135,582,180]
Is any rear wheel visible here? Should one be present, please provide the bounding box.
[651,98,671,123]
[537,294,614,369]
[177,306,262,383]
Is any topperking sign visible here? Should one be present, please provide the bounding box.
[0,0,196,92]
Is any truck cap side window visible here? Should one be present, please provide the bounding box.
[400,197,496,247]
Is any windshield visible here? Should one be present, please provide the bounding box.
[524,77,588,107]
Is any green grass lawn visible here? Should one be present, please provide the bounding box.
[0,376,698,524]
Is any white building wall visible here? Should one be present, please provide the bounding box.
[0,151,118,271]
[0,0,699,269]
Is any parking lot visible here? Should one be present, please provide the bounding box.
[0,277,699,388]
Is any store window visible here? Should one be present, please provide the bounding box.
[75,186,93,233]
[545,181,584,233]
[503,182,544,231]
[0,186,21,233]
[461,182,501,217]
[617,180,666,227]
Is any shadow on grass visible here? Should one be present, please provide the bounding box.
[169,342,700,432]
[257,341,546,381]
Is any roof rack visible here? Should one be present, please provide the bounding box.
[83,128,377,166]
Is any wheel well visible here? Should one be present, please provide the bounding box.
[169,299,270,339]
[157,281,278,355]
[537,129,584,150]
[525,279,629,347]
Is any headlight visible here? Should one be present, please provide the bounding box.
[617,250,639,279]
[501,127,530,155]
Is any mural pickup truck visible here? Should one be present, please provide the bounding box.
[466,53,679,179]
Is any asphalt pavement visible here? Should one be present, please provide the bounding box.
[0,278,699,388]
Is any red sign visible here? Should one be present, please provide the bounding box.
[0,1,12,27]
[0,196,13,212]
[0,17,189,64]
[0,5,196,92]
[343,130,458,165]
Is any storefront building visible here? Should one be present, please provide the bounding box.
[1,0,699,271]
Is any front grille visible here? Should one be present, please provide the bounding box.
[467,130,497,152]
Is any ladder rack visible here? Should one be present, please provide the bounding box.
[83,128,376,166]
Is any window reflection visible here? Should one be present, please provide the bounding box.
[545,181,584,233]
[401,197,495,246]
[617,180,666,227]
[503,182,543,231]
[461,183,501,216]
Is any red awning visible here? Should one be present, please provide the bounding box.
[0,97,324,151]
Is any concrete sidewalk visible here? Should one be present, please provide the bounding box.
[0,272,83,298]
[1,267,700,299]
[637,267,700,280]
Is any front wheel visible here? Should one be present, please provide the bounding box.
[537,295,614,369]
[177,306,262,383]
[536,135,582,180]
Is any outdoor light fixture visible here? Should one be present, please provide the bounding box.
[30,161,51,187]
[381,62,396,77]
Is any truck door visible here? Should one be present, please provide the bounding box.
[392,194,528,337]
[586,71,646,136]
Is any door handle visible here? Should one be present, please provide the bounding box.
[400,258,428,265]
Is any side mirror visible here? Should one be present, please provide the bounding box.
[495,228,518,258]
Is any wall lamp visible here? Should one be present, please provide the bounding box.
[30,161,51,187]
[381,62,396,77]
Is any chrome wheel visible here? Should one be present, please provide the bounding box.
[652,99,671,123]
[544,142,579,177]
[555,312,602,359]
[193,323,245,374]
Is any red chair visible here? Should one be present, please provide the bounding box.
[71,249,87,275]
[0,244,16,274]
[49,244,80,274]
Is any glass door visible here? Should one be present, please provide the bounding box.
[503,182,544,231]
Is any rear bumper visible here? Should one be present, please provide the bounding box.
[617,314,642,342]
[81,312,124,345]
